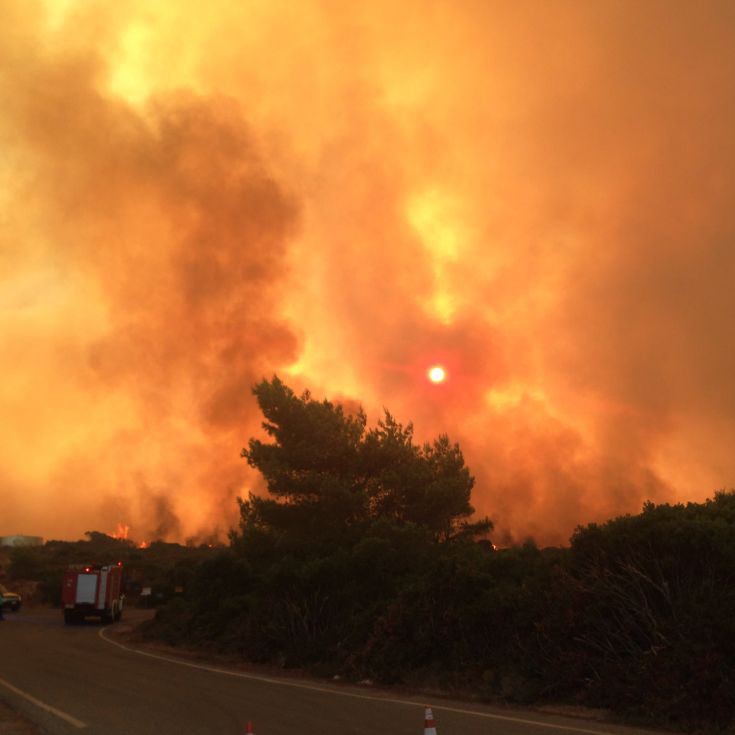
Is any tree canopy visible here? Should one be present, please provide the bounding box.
[236,376,491,549]
[140,376,735,732]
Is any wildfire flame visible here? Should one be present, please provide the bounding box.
[112,523,130,540]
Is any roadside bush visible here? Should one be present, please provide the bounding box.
[145,493,735,732]
[551,494,735,729]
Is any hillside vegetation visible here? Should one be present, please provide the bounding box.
[3,533,219,607]
[20,378,734,732]
[144,379,735,732]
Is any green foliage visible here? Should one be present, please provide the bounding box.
[237,377,491,548]
[150,492,735,731]
[553,492,735,729]
[6,533,220,606]
[144,377,735,732]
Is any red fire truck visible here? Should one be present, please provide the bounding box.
[62,563,124,625]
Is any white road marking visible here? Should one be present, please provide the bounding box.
[0,676,87,729]
[98,628,638,735]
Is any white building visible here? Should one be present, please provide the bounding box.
[0,535,44,547]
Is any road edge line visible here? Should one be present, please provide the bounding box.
[98,627,625,735]
[0,676,87,729]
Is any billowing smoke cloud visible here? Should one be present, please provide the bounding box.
[0,1,298,541]
[1,0,734,544]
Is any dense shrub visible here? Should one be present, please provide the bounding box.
[144,492,735,732]
[142,380,735,732]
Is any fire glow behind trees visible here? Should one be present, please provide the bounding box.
[1,1,735,545]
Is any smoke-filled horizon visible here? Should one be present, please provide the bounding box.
[2,0,734,546]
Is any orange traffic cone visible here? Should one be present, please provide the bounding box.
[245,722,254,735]
[423,706,437,735]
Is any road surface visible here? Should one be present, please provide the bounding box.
[0,608,670,735]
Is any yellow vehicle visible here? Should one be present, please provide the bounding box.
[0,583,22,612]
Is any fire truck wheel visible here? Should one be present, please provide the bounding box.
[63,609,79,625]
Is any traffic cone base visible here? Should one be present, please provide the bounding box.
[424,705,437,735]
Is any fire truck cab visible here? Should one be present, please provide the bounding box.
[62,563,124,625]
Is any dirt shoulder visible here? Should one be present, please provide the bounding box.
[0,701,40,735]
[106,615,619,729]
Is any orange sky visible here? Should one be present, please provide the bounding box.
[2,0,734,545]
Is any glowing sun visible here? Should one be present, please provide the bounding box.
[428,365,447,383]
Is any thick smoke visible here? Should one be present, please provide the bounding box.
[0,2,298,541]
[1,0,734,544]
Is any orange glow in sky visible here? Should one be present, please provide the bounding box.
[2,0,735,546]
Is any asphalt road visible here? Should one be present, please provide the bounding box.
[0,608,671,735]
